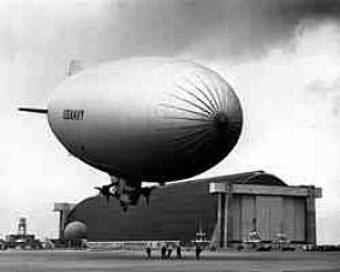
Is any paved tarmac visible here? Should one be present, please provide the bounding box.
[0,250,339,272]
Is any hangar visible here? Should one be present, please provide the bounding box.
[56,171,322,248]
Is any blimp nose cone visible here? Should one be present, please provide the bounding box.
[154,62,243,180]
[214,112,229,130]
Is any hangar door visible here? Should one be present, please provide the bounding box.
[239,195,256,242]
[230,195,283,242]
[229,194,306,242]
[283,197,305,242]
[229,195,240,242]
[256,196,283,241]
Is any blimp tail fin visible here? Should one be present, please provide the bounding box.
[18,107,48,114]
[67,60,84,77]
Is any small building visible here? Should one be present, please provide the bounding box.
[59,171,322,248]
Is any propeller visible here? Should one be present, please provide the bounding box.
[94,187,110,202]
[94,183,116,203]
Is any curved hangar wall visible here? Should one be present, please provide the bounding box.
[66,181,217,242]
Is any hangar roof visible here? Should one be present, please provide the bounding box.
[188,170,288,187]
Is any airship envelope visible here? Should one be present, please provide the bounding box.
[48,58,243,182]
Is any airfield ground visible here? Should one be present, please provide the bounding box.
[0,250,339,272]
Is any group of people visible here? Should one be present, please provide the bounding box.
[145,243,203,260]
[160,244,181,260]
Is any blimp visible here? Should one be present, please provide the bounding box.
[19,57,243,211]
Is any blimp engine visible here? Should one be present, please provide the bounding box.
[46,58,243,210]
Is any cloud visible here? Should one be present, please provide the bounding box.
[179,4,340,243]
[280,0,340,19]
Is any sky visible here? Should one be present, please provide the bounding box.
[0,0,339,243]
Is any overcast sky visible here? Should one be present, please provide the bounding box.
[0,0,339,243]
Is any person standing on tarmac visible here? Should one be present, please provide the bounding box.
[145,244,152,259]
[195,243,202,260]
[161,244,167,260]
[167,244,173,260]
[176,243,182,259]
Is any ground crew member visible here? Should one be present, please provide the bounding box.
[145,245,152,259]
[167,244,173,260]
[161,245,167,260]
[195,244,202,260]
[176,244,182,259]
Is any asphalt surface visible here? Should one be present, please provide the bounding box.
[0,250,339,272]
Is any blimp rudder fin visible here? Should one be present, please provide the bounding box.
[66,60,84,77]
[18,107,48,114]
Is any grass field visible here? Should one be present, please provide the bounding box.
[0,250,339,272]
